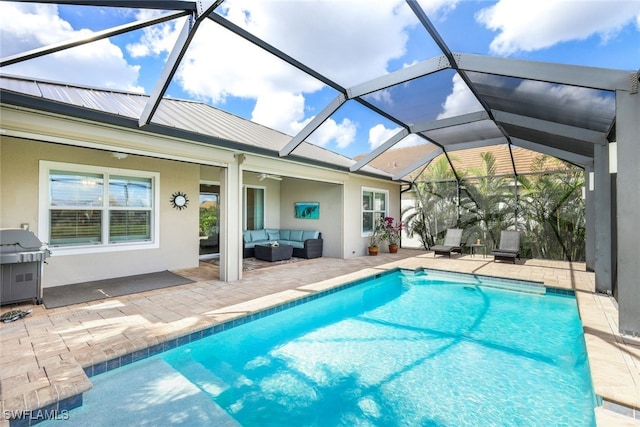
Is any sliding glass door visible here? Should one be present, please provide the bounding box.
[244,186,265,230]
[199,183,219,255]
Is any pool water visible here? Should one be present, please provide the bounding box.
[41,269,596,426]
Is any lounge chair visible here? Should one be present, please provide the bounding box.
[431,228,463,257]
[491,230,521,263]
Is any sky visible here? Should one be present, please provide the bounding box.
[1,0,639,159]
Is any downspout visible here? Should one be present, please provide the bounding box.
[400,180,414,247]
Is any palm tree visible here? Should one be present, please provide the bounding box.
[459,152,514,249]
[403,151,585,261]
[518,156,585,261]
[402,157,457,249]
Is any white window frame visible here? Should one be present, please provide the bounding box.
[361,187,389,237]
[39,160,160,255]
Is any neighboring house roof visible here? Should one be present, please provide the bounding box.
[0,75,393,180]
[359,143,576,180]
[354,144,440,178]
[440,145,575,177]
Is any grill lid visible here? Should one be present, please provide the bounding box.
[0,228,45,253]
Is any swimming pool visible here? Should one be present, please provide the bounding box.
[40,269,597,426]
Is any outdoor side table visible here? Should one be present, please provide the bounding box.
[470,243,486,258]
[254,244,294,262]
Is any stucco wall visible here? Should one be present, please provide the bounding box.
[279,179,343,258]
[1,137,201,287]
[343,176,401,257]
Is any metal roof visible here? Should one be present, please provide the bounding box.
[1,0,636,181]
[0,75,389,177]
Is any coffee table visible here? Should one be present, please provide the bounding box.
[254,244,294,262]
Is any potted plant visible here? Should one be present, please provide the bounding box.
[367,218,383,255]
[380,216,402,253]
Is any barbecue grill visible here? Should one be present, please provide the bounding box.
[1,228,49,306]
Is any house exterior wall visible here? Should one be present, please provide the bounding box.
[344,175,401,257]
[1,136,201,287]
[1,105,403,286]
[279,179,343,258]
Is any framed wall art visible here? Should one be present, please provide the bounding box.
[294,202,320,219]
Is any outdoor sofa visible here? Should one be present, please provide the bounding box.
[243,229,323,259]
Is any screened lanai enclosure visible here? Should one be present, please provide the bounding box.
[402,150,586,262]
[1,1,639,333]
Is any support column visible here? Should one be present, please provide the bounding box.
[219,154,244,281]
[584,165,595,272]
[616,87,640,336]
[593,143,612,294]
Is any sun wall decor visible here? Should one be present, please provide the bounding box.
[170,191,189,210]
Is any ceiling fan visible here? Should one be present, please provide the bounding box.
[258,173,282,181]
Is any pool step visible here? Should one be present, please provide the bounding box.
[420,270,546,295]
[476,279,546,295]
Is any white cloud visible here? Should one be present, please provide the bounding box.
[515,80,615,116]
[416,0,462,18]
[127,10,179,58]
[220,0,416,87]
[369,124,400,150]
[368,89,395,108]
[0,3,142,92]
[308,118,358,149]
[437,74,483,119]
[368,124,424,151]
[252,92,306,133]
[477,0,640,55]
[125,0,422,148]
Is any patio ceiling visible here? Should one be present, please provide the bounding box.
[0,0,634,182]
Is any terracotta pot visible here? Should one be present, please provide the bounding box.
[388,243,399,253]
[368,246,379,256]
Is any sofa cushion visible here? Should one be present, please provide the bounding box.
[279,229,290,240]
[266,229,280,240]
[302,230,319,240]
[250,229,268,241]
[289,230,304,241]
[243,230,252,243]
[280,240,304,249]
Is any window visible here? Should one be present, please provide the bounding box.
[362,188,388,235]
[41,161,158,251]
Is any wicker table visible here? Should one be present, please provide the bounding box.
[254,244,294,262]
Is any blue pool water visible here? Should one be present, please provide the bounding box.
[41,269,596,426]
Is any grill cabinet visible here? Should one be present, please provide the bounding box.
[1,229,48,305]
